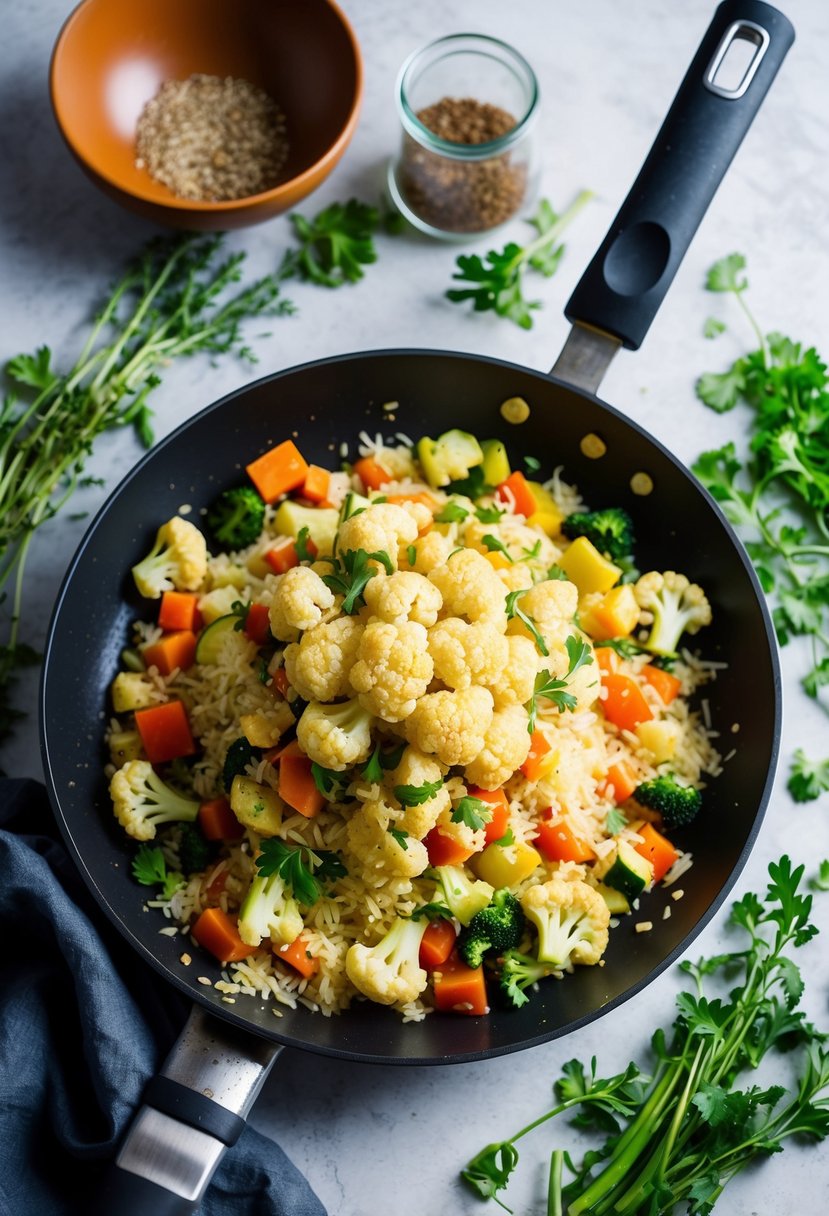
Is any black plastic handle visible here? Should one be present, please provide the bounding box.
[565,0,794,350]
[93,1167,198,1215]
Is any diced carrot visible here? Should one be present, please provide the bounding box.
[384,492,438,514]
[633,822,679,884]
[264,537,300,575]
[244,602,272,647]
[353,456,391,491]
[302,465,331,504]
[158,591,200,633]
[425,826,476,867]
[278,741,325,818]
[466,786,511,844]
[134,700,196,765]
[275,933,319,979]
[199,797,243,841]
[602,760,639,804]
[142,630,197,676]
[192,907,256,964]
[601,673,654,733]
[641,664,683,704]
[595,646,620,676]
[520,730,553,782]
[495,470,537,518]
[419,919,457,969]
[272,668,291,699]
[205,867,229,900]
[432,951,489,1016]
[246,440,309,504]
[535,817,596,863]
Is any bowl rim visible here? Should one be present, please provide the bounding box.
[48,0,364,214]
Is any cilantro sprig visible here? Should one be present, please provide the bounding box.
[693,254,829,798]
[394,778,444,807]
[527,636,594,732]
[447,191,593,329]
[132,844,184,901]
[461,856,829,1213]
[279,199,379,288]
[451,796,494,832]
[320,547,393,613]
[255,839,346,906]
[505,588,549,657]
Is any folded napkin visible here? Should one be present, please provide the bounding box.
[0,777,327,1216]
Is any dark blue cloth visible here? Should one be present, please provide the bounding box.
[0,778,327,1216]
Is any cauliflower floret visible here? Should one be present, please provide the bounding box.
[427,618,508,689]
[507,579,578,649]
[634,570,712,657]
[405,686,494,768]
[237,871,303,948]
[345,916,428,1007]
[464,704,531,789]
[489,635,539,707]
[521,876,610,967]
[496,562,535,594]
[349,620,433,722]
[337,502,425,570]
[346,797,430,878]
[429,549,509,631]
[131,516,208,599]
[109,760,199,841]
[268,566,335,642]
[284,616,364,702]
[464,518,559,570]
[407,530,454,574]
[388,746,450,838]
[363,570,443,627]
[296,698,374,771]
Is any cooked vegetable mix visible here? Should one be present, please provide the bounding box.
[105,421,721,1018]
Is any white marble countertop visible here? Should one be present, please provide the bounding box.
[4,0,829,1212]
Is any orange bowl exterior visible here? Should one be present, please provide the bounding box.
[49,0,363,229]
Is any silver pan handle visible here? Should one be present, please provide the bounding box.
[92,1006,282,1215]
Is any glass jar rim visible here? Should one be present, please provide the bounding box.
[395,33,540,159]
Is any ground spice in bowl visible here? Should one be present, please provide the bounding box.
[397,96,528,234]
[135,74,289,202]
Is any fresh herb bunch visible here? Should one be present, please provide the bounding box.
[0,233,293,746]
[461,856,829,1214]
[279,199,380,287]
[446,190,592,330]
[692,254,829,800]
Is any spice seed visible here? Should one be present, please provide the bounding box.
[136,74,289,203]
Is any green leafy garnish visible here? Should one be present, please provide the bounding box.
[605,808,628,836]
[505,588,549,657]
[703,316,727,339]
[451,797,494,832]
[132,845,184,900]
[809,860,829,892]
[255,838,346,906]
[524,455,541,473]
[311,762,351,800]
[494,827,515,848]
[434,500,470,524]
[482,534,514,562]
[447,191,592,329]
[388,826,409,850]
[788,751,829,803]
[527,636,594,732]
[406,543,417,566]
[394,779,444,807]
[360,746,384,785]
[475,503,506,524]
[279,199,378,287]
[320,547,394,613]
[411,901,453,922]
[295,526,315,563]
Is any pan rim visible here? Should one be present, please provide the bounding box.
[39,345,782,1065]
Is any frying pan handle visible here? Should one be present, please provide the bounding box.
[563,0,794,351]
[92,1006,281,1215]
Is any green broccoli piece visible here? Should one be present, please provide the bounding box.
[561,507,635,561]
[222,737,260,792]
[497,950,552,1009]
[206,486,266,549]
[633,774,702,830]
[633,571,712,658]
[435,865,494,926]
[457,889,524,969]
[178,822,215,874]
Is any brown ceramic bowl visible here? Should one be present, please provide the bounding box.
[50,0,363,229]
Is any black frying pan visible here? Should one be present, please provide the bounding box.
[40,2,791,1211]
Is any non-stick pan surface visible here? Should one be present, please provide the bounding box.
[40,346,780,1064]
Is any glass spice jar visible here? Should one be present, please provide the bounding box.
[388,33,540,239]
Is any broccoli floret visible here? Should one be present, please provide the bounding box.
[222,737,260,792]
[634,571,712,658]
[435,865,494,927]
[345,915,429,1006]
[633,774,702,830]
[206,486,266,549]
[561,508,635,561]
[457,889,524,969]
[237,869,304,948]
[497,950,552,1009]
[178,822,216,874]
[109,760,200,842]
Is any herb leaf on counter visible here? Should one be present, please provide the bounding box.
[0,233,294,748]
[279,199,379,287]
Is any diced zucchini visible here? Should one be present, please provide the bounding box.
[480,438,511,486]
[594,881,631,915]
[273,501,339,555]
[416,429,484,489]
[603,841,654,901]
[111,672,158,713]
[230,775,284,836]
[195,613,246,664]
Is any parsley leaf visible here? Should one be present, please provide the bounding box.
[132,845,168,886]
[279,199,378,288]
[255,839,346,905]
[388,826,409,850]
[788,751,829,803]
[311,762,351,800]
[809,860,829,892]
[505,587,549,656]
[411,901,453,922]
[703,316,727,339]
[475,503,505,523]
[605,808,628,836]
[482,533,514,562]
[295,526,315,563]
[433,500,470,524]
[321,547,394,613]
[705,252,748,293]
[394,778,444,806]
[527,636,594,732]
[451,796,494,832]
[5,345,58,392]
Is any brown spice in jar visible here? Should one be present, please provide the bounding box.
[398,96,527,233]
[135,74,289,202]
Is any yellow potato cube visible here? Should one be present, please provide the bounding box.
[579,584,640,640]
[111,672,158,713]
[471,839,541,888]
[636,719,681,765]
[557,536,622,595]
[240,705,294,749]
[230,775,283,836]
